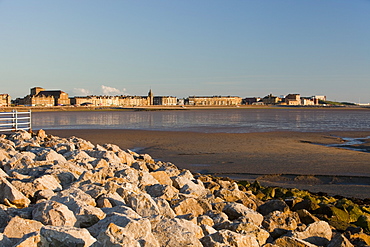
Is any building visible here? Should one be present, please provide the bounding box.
[17,87,70,106]
[0,94,11,107]
[70,90,155,107]
[312,95,327,102]
[243,97,262,105]
[185,96,242,106]
[301,97,317,105]
[262,94,282,105]
[153,96,177,106]
[285,94,301,105]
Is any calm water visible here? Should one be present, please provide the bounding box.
[32,108,370,133]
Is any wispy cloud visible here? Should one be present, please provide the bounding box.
[73,88,92,96]
[100,85,126,96]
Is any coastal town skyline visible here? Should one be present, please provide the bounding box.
[1,1,369,103]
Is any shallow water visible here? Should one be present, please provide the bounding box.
[32,108,370,133]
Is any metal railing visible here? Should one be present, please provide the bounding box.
[0,110,32,132]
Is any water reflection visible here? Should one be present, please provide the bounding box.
[32,109,370,133]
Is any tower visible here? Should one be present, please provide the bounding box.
[148,89,154,105]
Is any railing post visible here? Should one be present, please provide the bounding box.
[12,110,16,131]
[15,110,18,131]
[29,109,32,131]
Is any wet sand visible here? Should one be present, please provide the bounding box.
[47,129,370,199]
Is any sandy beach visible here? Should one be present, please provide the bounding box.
[48,129,370,199]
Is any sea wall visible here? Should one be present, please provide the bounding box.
[0,130,369,246]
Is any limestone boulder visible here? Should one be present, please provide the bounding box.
[172,197,204,217]
[146,184,178,201]
[229,222,270,246]
[150,170,173,186]
[0,177,30,208]
[327,232,354,247]
[3,216,43,240]
[263,211,300,238]
[289,221,332,246]
[40,225,96,247]
[13,232,43,247]
[223,202,263,225]
[200,229,259,247]
[88,213,142,238]
[274,236,317,247]
[258,199,290,216]
[95,217,159,247]
[153,197,176,218]
[0,233,12,247]
[150,215,203,247]
[126,192,161,218]
[32,200,77,227]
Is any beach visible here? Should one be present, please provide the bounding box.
[47,129,370,199]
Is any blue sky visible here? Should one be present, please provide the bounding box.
[1,1,369,103]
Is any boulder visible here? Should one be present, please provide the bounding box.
[151,215,203,247]
[263,211,300,238]
[150,170,173,186]
[229,222,270,246]
[0,233,12,247]
[3,216,43,240]
[200,229,259,247]
[13,232,43,247]
[258,199,290,216]
[274,236,318,247]
[172,197,204,217]
[40,225,96,247]
[327,232,354,247]
[126,192,161,218]
[32,200,77,227]
[0,177,30,208]
[95,218,159,247]
[223,202,263,225]
[289,221,332,246]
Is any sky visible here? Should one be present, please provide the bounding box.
[1,1,369,103]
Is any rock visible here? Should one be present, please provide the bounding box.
[258,199,290,216]
[88,213,143,238]
[150,170,173,186]
[274,236,317,247]
[126,192,160,218]
[197,215,214,227]
[13,232,43,247]
[94,218,159,247]
[200,229,259,247]
[95,223,141,247]
[0,177,30,208]
[153,197,176,218]
[36,129,47,139]
[328,232,354,247]
[32,200,77,227]
[289,221,332,246]
[0,233,12,247]
[223,202,263,225]
[355,214,370,233]
[296,209,320,225]
[145,183,178,201]
[151,215,203,247]
[172,197,204,217]
[40,225,96,247]
[229,222,270,246]
[292,198,320,211]
[3,216,43,240]
[263,211,300,238]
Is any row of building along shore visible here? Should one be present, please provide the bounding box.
[1,86,327,107]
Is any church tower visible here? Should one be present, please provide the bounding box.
[148,89,154,105]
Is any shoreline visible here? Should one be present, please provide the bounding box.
[1,104,370,112]
[47,129,370,199]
